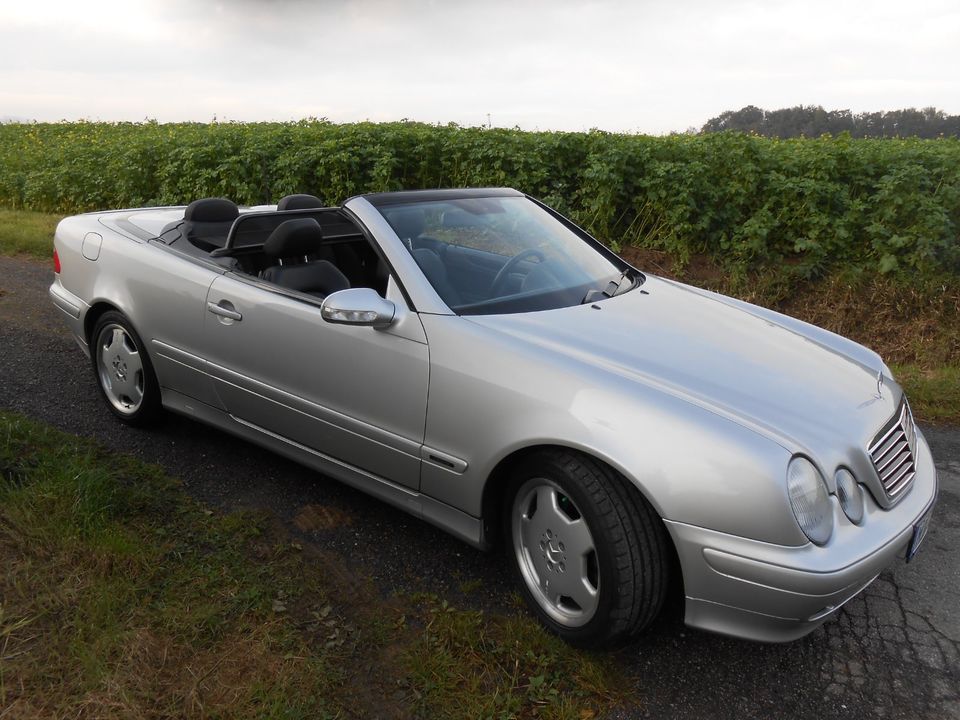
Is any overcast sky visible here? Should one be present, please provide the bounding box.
[1,0,957,133]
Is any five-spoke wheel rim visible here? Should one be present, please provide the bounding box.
[512,478,600,627]
[96,323,145,415]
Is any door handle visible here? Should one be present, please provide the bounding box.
[207,301,242,322]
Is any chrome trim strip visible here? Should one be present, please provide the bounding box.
[875,441,908,473]
[420,446,469,474]
[869,400,917,499]
[151,339,207,370]
[868,404,906,454]
[231,414,417,495]
[227,413,485,548]
[884,463,912,491]
[887,472,916,497]
[207,360,422,460]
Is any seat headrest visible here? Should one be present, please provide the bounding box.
[386,208,425,241]
[277,194,325,211]
[264,218,324,258]
[184,197,239,223]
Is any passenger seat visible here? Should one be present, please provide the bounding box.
[261,218,350,299]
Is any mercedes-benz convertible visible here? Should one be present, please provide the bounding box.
[49,188,938,647]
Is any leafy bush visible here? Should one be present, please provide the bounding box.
[1,121,957,279]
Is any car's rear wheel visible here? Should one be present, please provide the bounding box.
[91,311,161,425]
[505,449,669,648]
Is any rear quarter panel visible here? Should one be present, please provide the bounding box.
[53,212,226,407]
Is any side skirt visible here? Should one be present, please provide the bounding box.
[161,388,489,550]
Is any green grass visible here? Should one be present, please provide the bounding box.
[0,412,348,718]
[401,596,617,720]
[0,411,621,718]
[893,365,960,425]
[0,209,60,259]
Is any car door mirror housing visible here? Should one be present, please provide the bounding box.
[320,288,396,328]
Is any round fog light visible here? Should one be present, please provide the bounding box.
[835,468,864,525]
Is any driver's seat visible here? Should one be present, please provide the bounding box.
[412,249,461,307]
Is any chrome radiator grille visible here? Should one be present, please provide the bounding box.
[869,402,918,498]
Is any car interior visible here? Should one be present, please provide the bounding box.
[380,204,565,309]
[155,194,629,314]
[157,196,390,299]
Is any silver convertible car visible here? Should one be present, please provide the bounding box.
[49,188,938,647]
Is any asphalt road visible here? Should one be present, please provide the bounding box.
[2,255,958,719]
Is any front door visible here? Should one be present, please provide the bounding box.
[202,274,429,489]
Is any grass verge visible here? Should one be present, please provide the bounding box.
[0,411,619,718]
[0,210,61,259]
[400,596,620,720]
[892,365,960,425]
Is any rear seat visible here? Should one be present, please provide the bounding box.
[159,197,239,252]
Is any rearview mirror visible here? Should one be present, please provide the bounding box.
[320,288,396,328]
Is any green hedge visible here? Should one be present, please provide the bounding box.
[1,121,957,279]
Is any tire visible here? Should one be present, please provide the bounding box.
[504,449,669,648]
[90,311,162,426]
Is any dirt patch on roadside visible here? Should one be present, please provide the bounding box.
[293,503,355,532]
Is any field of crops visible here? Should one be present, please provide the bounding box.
[1,121,958,282]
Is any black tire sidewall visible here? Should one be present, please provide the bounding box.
[90,311,161,425]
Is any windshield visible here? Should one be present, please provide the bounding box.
[380,196,635,315]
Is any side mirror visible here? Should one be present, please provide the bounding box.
[320,288,396,328]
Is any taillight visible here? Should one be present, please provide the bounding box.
[54,248,61,274]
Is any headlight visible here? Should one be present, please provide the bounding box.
[835,468,864,525]
[787,457,833,545]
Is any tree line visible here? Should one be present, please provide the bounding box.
[701,105,960,139]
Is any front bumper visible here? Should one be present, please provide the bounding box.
[667,430,939,643]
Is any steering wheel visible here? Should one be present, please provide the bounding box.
[489,249,547,297]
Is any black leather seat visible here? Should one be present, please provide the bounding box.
[160,197,239,251]
[261,219,350,299]
[277,194,325,211]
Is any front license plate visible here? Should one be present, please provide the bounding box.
[906,506,934,562]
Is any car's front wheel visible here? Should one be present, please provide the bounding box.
[90,311,161,425]
[505,449,669,648]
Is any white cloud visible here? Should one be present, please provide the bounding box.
[0,0,957,132]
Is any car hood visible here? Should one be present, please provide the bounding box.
[466,276,899,455]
